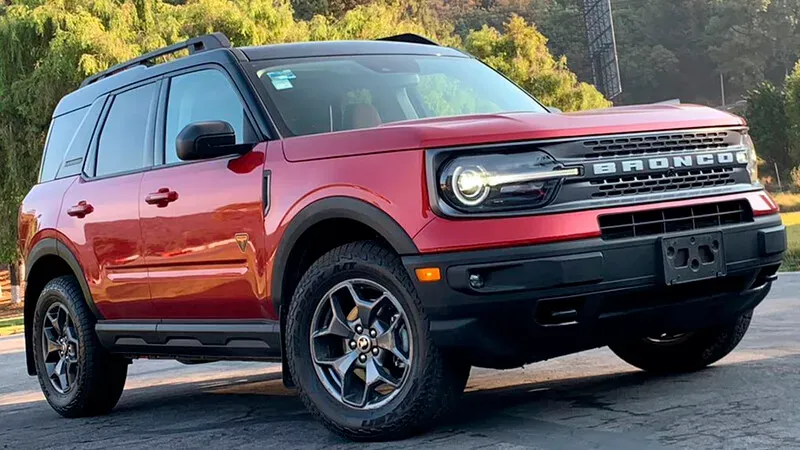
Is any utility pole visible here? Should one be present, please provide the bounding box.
[720,73,726,107]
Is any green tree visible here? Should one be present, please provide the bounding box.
[465,15,610,111]
[783,61,800,166]
[744,81,791,181]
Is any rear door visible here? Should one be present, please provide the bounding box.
[58,81,159,319]
[140,67,268,319]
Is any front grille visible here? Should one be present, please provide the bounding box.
[598,200,752,240]
[589,167,736,198]
[582,130,731,159]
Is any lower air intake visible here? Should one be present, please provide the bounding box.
[598,200,753,240]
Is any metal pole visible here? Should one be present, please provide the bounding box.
[720,73,726,107]
[775,162,783,191]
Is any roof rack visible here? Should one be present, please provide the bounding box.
[377,33,439,46]
[80,32,232,87]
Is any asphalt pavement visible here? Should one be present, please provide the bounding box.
[1,275,799,449]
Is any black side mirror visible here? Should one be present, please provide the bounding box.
[176,121,251,161]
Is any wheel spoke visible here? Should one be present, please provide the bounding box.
[57,307,68,336]
[315,351,358,378]
[313,295,353,339]
[47,309,61,337]
[375,317,409,365]
[55,358,68,391]
[341,364,367,408]
[44,331,61,359]
[365,358,400,390]
[45,362,57,379]
[65,359,76,391]
[348,283,390,327]
[66,324,78,344]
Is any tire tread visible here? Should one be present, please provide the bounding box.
[33,275,127,417]
[286,241,468,441]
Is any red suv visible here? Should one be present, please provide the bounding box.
[19,33,786,440]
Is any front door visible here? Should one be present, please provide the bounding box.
[140,68,268,319]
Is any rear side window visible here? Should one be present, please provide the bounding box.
[40,108,88,182]
[96,83,157,177]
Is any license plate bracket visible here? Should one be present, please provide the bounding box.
[660,232,726,286]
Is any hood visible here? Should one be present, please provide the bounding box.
[282,104,745,162]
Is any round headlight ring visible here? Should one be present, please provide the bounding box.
[452,165,490,206]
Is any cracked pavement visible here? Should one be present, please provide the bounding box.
[1,274,799,449]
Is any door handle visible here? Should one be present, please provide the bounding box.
[66,201,93,218]
[145,188,178,207]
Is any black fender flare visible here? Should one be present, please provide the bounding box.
[25,238,102,319]
[24,238,102,375]
[271,196,418,312]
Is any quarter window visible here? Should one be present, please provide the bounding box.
[40,108,88,182]
[96,83,157,177]
[164,70,249,164]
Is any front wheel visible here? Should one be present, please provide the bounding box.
[609,310,753,373]
[286,241,470,441]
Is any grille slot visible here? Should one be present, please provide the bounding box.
[582,131,731,159]
[589,167,735,198]
[598,200,752,240]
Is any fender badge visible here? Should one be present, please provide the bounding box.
[235,233,249,253]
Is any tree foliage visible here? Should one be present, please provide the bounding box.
[465,15,610,111]
[0,0,607,263]
[744,81,790,178]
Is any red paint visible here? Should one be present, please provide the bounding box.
[413,191,775,253]
[58,173,151,319]
[139,144,271,319]
[283,107,744,162]
[19,104,773,321]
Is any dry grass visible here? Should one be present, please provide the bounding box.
[0,316,23,336]
[0,270,23,325]
[781,212,800,271]
[773,192,800,213]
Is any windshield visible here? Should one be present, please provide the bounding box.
[253,55,547,137]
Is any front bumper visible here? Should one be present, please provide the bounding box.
[402,214,785,368]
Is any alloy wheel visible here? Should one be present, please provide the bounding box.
[310,278,412,410]
[42,303,80,394]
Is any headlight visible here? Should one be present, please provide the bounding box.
[742,133,758,184]
[438,151,580,213]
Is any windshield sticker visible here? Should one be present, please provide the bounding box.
[267,70,296,91]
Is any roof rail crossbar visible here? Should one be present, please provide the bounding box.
[377,33,439,46]
[80,32,232,87]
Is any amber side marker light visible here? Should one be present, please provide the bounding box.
[415,267,441,283]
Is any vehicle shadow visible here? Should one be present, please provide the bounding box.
[2,353,798,448]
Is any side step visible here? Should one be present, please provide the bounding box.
[95,319,281,361]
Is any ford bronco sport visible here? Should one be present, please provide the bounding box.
[19,32,786,440]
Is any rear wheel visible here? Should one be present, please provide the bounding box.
[32,276,128,417]
[286,241,470,440]
[609,310,753,373]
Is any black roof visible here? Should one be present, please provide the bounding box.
[53,33,467,117]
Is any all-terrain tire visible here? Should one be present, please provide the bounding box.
[32,276,128,417]
[286,241,470,441]
[609,310,753,373]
